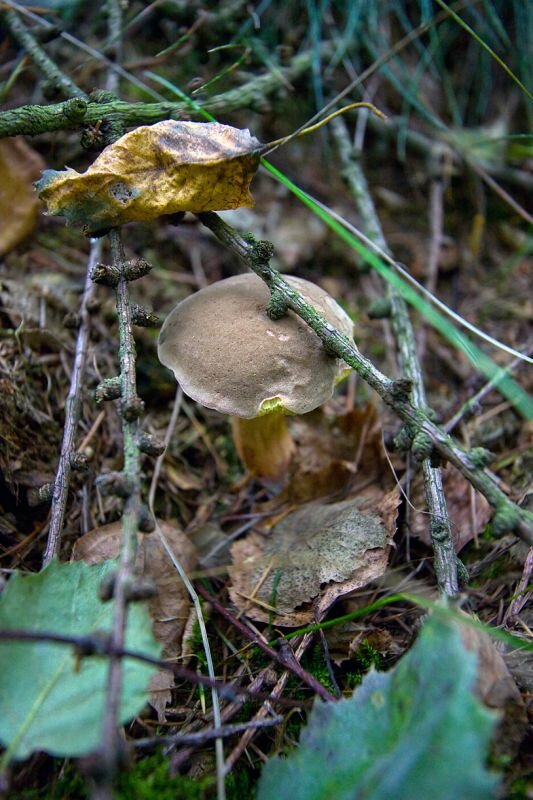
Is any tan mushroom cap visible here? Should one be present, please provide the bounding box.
[157,273,354,418]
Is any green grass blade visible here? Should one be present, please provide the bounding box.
[434,0,533,102]
[145,71,533,420]
[262,160,533,420]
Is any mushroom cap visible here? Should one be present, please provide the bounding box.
[157,273,354,418]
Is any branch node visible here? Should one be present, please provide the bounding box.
[266,289,289,320]
[96,471,133,498]
[124,258,152,282]
[28,482,54,506]
[390,377,413,403]
[131,304,161,328]
[138,432,165,456]
[70,451,90,472]
[121,396,145,422]
[91,262,120,287]
[62,97,88,122]
[138,504,156,533]
[411,430,434,462]
[95,376,122,404]
[393,424,415,452]
[468,447,494,469]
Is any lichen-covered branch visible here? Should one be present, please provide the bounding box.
[0,41,332,138]
[332,115,458,595]
[198,212,533,548]
[96,227,143,782]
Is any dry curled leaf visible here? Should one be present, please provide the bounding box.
[284,403,389,505]
[73,520,196,720]
[37,120,262,233]
[0,138,44,255]
[229,493,397,626]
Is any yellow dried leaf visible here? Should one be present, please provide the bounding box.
[37,120,262,233]
[0,138,44,255]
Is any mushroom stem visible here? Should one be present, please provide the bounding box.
[231,410,295,481]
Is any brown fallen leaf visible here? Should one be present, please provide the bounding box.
[283,403,389,505]
[37,120,261,233]
[73,520,196,720]
[0,138,44,255]
[229,492,398,626]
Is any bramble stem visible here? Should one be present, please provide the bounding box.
[198,212,533,548]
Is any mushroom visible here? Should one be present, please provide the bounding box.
[157,273,354,480]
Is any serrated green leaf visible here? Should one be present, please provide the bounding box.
[0,560,160,763]
[257,616,500,800]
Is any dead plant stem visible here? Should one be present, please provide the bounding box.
[43,240,101,566]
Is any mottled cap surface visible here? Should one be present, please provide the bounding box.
[158,273,354,418]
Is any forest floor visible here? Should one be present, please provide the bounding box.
[0,2,532,799]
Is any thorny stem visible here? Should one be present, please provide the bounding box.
[3,9,87,101]
[332,117,458,596]
[198,212,533,548]
[43,240,101,566]
[97,228,142,783]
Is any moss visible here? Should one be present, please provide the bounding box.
[345,640,383,689]
[14,754,215,800]
[226,766,258,800]
[113,754,214,800]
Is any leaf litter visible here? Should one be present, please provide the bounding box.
[228,403,399,625]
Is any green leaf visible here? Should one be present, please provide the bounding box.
[0,559,159,764]
[257,615,500,800]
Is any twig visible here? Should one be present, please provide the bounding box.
[223,632,314,775]
[0,629,309,709]
[417,167,445,362]
[196,584,337,702]
[197,212,533,548]
[503,546,533,628]
[98,228,143,784]
[43,240,101,566]
[444,349,532,434]
[147,387,226,800]
[3,8,87,100]
[134,717,283,750]
[332,116,457,596]
[0,41,333,138]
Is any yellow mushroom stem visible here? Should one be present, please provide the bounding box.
[231,408,295,481]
